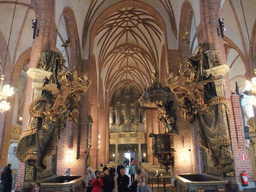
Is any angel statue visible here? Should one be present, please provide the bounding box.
[17,51,91,172]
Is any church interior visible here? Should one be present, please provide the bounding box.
[1,0,256,191]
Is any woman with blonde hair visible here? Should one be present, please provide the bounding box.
[87,167,96,192]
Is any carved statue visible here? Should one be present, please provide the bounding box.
[188,44,210,75]
[17,51,91,172]
[166,46,234,175]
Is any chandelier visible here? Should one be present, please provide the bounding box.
[0,73,14,113]
[0,0,17,113]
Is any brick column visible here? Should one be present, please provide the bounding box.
[145,108,158,164]
[146,109,154,164]
[231,94,254,186]
[89,55,98,169]
[16,0,56,183]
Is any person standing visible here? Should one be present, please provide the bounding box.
[117,168,129,192]
[135,161,142,175]
[90,172,104,192]
[128,163,136,183]
[1,163,12,192]
[103,165,108,172]
[129,174,139,192]
[87,167,96,192]
[116,161,124,177]
[110,165,116,177]
[136,176,151,192]
[12,182,22,192]
[102,169,114,192]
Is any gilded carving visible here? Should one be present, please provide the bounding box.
[17,51,91,172]
[166,46,234,175]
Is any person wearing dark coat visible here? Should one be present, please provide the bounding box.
[1,164,12,192]
[117,168,129,192]
[116,162,124,177]
[103,165,108,172]
[110,165,116,177]
[102,169,114,192]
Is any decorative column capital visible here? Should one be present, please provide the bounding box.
[205,64,229,77]
[26,68,53,100]
[27,67,52,82]
[205,65,230,97]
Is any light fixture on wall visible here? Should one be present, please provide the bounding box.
[217,18,225,38]
[0,0,17,113]
[32,19,39,39]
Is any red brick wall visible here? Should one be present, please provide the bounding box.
[231,94,254,182]
[173,110,196,175]
[57,121,85,176]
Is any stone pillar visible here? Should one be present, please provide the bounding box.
[138,143,142,162]
[115,144,118,164]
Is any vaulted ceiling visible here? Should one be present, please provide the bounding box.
[93,7,165,101]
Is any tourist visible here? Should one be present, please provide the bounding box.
[103,164,108,172]
[102,169,114,192]
[31,182,44,192]
[128,163,136,183]
[116,161,124,176]
[1,163,12,192]
[87,167,96,192]
[117,168,129,192]
[110,165,116,177]
[90,172,104,192]
[135,161,142,175]
[12,182,22,192]
[129,174,139,192]
[136,176,151,192]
